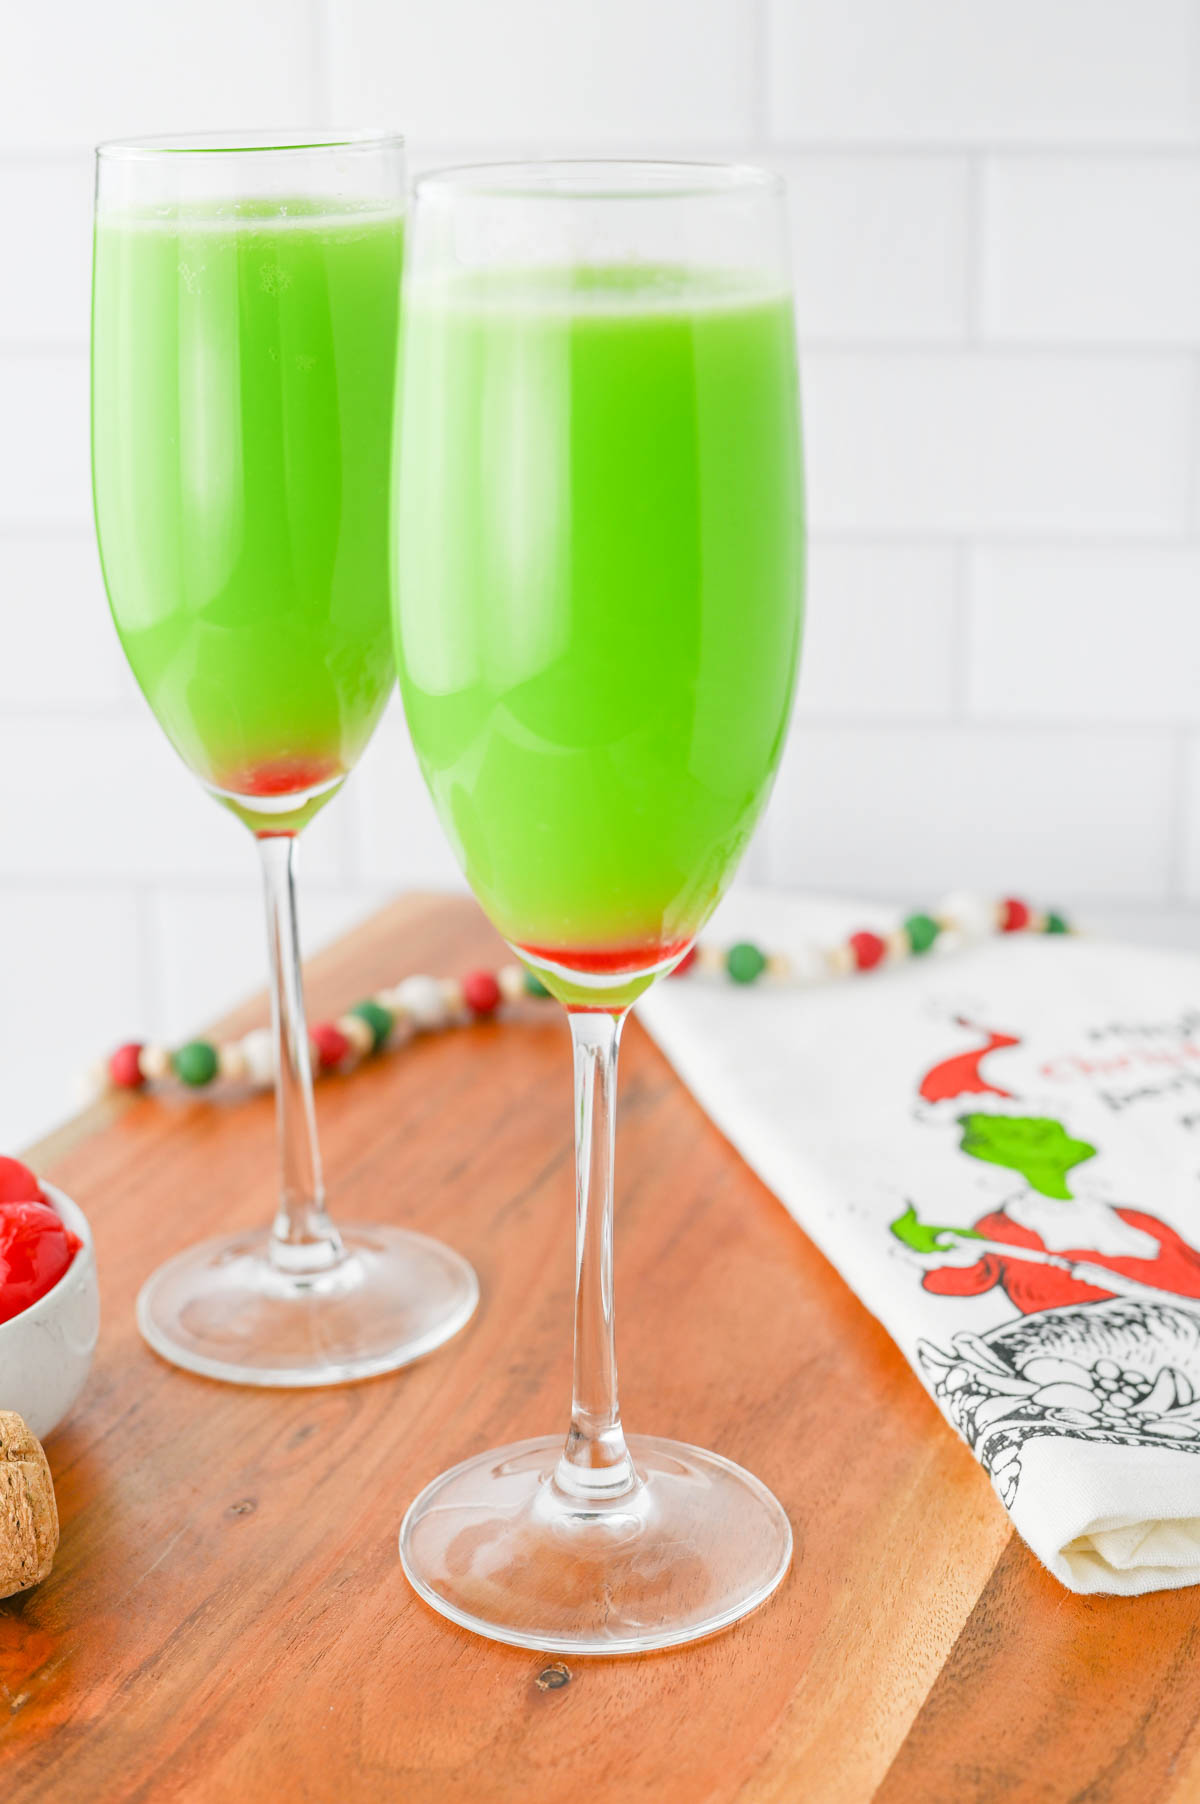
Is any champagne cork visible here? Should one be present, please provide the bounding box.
[0,1412,59,1598]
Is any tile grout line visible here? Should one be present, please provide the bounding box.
[752,0,771,142]
[10,526,1200,555]
[949,541,973,722]
[747,138,1200,159]
[0,874,442,896]
[964,153,984,345]
[1190,0,1200,154]
[9,141,1200,169]
[132,882,163,1040]
[14,338,1200,360]
[311,0,336,128]
[1167,730,1192,905]
[1188,349,1200,535]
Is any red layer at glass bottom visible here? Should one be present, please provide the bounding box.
[212,756,344,839]
[516,938,692,995]
[516,935,693,977]
[219,755,341,798]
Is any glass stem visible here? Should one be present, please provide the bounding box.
[555,1008,637,1501]
[256,833,343,1275]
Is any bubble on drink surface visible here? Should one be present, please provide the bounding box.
[258,261,292,295]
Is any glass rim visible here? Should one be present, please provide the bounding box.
[96,128,405,161]
[413,159,784,202]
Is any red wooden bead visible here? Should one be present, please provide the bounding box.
[671,945,699,977]
[109,1042,146,1090]
[312,1023,351,1071]
[463,969,502,1015]
[849,930,887,972]
[1000,897,1031,933]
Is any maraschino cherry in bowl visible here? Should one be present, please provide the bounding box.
[0,1158,99,1440]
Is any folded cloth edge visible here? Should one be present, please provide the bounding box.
[993,1423,1200,1594]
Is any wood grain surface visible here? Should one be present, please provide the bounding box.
[3,893,1199,1804]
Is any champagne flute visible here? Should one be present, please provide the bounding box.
[393,162,804,1651]
[92,131,478,1387]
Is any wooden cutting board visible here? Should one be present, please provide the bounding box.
[3,893,1199,1803]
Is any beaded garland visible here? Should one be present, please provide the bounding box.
[87,893,1071,1102]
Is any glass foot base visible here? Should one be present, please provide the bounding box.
[137,1224,479,1388]
[399,1434,792,1654]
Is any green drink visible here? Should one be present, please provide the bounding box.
[93,201,404,831]
[395,166,803,1657]
[90,136,478,1393]
[395,269,804,1004]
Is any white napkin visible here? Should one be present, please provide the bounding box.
[637,889,1200,1595]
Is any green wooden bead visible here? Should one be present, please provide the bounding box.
[172,1040,218,1086]
[523,969,551,998]
[726,942,767,984]
[349,1000,393,1053]
[904,913,940,955]
[1045,911,1070,935]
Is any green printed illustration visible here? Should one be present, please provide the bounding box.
[957,1113,1097,1200]
[889,1204,980,1255]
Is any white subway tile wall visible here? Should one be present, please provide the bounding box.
[330,0,758,145]
[767,726,1175,899]
[803,351,1192,534]
[766,0,1199,144]
[3,0,1200,1142]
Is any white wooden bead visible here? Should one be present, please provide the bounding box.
[394,974,448,1030]
[440,977,466,1017]
[697,944,724,975]
[375,990,415,1036]
[788,943,829,985]
[339,1014,375,1057]
[886,927,910,960]
[826,942,855,977]
[936,890,994,943]
[218,1042,249,1083]
[138,1044,171,1083]
[498,964,526,1004]
[241,1028,276,1085]
[76,1061,110,1105]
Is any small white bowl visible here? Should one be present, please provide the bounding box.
[0,1184,99,1441]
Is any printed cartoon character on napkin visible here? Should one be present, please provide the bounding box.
[896,1016,1200,1314]
[895,1112,1200,1314]
[889,1016,1200,1508]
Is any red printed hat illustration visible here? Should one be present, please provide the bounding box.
[918,1016,1020,1107]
